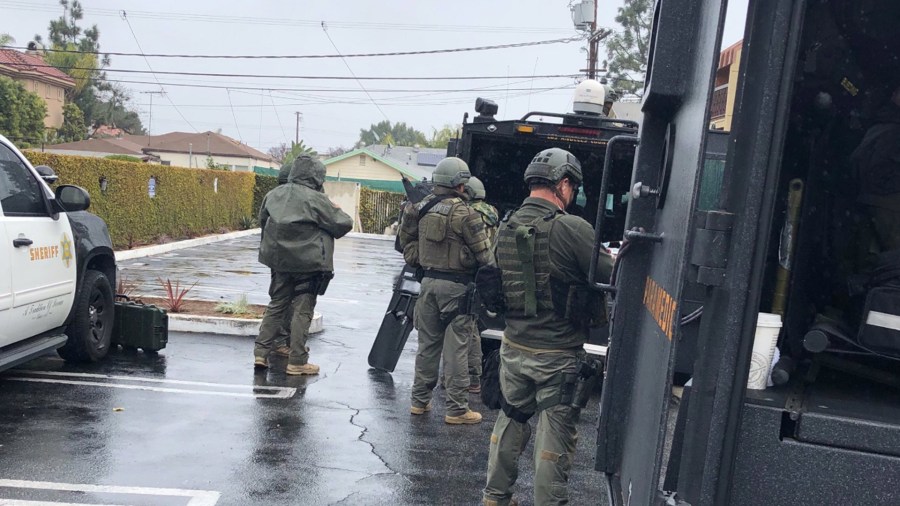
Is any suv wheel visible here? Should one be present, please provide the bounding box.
[58,270,114,362]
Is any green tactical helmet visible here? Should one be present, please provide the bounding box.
[523,147,583,186]
[432,157,471,188]
[465,176,486,200]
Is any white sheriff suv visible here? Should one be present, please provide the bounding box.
[0,134,117,372]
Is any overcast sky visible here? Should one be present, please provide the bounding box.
[3,0,749,154]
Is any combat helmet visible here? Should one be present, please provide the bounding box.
[432,157,471,188]
[523,148,583,186]
[465,176,486,201]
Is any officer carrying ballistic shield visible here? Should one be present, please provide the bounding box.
[399,157,495,425]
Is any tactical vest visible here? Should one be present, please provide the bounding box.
[418,196,476,273]
[497,209,562,318]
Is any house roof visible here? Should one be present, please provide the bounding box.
[324,144,448,182]
[127,131,277,162]
[47,137,150,156]
[719,39,743,69]
[0,49,75,88]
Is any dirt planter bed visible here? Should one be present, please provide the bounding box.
[134,297,323,337]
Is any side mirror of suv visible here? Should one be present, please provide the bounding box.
[34,165,59,185]
[55,185,91,212]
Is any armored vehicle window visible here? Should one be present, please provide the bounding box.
[0,144,48,217]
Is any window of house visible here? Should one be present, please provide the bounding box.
[0,144,48,216]
[45,84,51,99]
[359,154,366,166]
[58,88,63,100]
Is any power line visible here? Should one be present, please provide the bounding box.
[0,1,579,34]
[322,21,388,122]
[120,10,197,132]
[3,36,583,60]
[225,89,243,142]
[0,61,582,81]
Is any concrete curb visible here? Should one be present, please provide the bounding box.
[115,229,261,262]
[168,311,323,336]
[345,232,394,242]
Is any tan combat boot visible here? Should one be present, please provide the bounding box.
[272,346,291,357]
[254,356,268,369]
[286,363,320,376]
[445,410,482,425]
[410,402,433,415]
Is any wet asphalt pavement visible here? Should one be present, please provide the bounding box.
[0,235,608,505]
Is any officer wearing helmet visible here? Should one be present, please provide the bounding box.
[482,148,613,506]
[399,157,495,425]
[462,176,499,393]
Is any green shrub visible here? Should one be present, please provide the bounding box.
[359,186,404,234]
[252,174,278,218]
[105,154,142,163]
[26,152,255,249]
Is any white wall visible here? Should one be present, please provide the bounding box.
[323,181,362,233]
[146,151,278,171]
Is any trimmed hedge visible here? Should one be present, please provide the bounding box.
[253,174,278,219]
[27,152,256,249]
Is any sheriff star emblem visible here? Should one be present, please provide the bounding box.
[60,233,73,268]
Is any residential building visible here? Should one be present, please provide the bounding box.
[0,47,75,130]
[43,131,279,172]
[324,144,446,192]
[710,39,743,131]
[42,137,159,163]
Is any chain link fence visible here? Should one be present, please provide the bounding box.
[359,187,404,234]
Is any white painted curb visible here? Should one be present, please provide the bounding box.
[168,311,323,337]
[115,229,261,262]
[345,231,394,242]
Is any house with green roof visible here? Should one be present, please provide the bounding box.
[324,144,445,193]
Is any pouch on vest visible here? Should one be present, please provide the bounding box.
[423,213,449,243]
[459,245,476,269]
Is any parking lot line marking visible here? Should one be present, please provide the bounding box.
[4,375,295,399]
[12,370,285,391]
[0,479,220,506]
[0,501,129,506]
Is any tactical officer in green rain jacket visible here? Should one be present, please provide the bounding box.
[483,148,613,506]
[399,157,494,425]
[254,155,353,375]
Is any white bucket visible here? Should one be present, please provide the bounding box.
[747,312,782,390]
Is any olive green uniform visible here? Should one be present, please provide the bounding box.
[467,199,500,386]
[255,156,353,367]
[483,197,613,506]
[399,186,494,416]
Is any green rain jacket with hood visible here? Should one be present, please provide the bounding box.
[258,155,353,273]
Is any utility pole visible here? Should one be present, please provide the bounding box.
[140,90,165,144]
[294,111,302,145]
[573,0,611,79]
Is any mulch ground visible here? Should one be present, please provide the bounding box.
[131,296,266,319]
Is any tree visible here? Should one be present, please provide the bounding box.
[58,102,85,142]
[0,76,48,145]
[0,33,14,47]
[428,124,462,149]
[36,0,144,133]
[268,141,318,166]
[604,0,653,96]
[325,146,348,158]
[357,120,428,148]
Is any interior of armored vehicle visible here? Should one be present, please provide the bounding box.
[757,0,900,426]
[466,135,636,243]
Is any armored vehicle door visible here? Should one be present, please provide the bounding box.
[591,0,728,504]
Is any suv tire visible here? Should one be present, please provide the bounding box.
[58,270,114,362]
